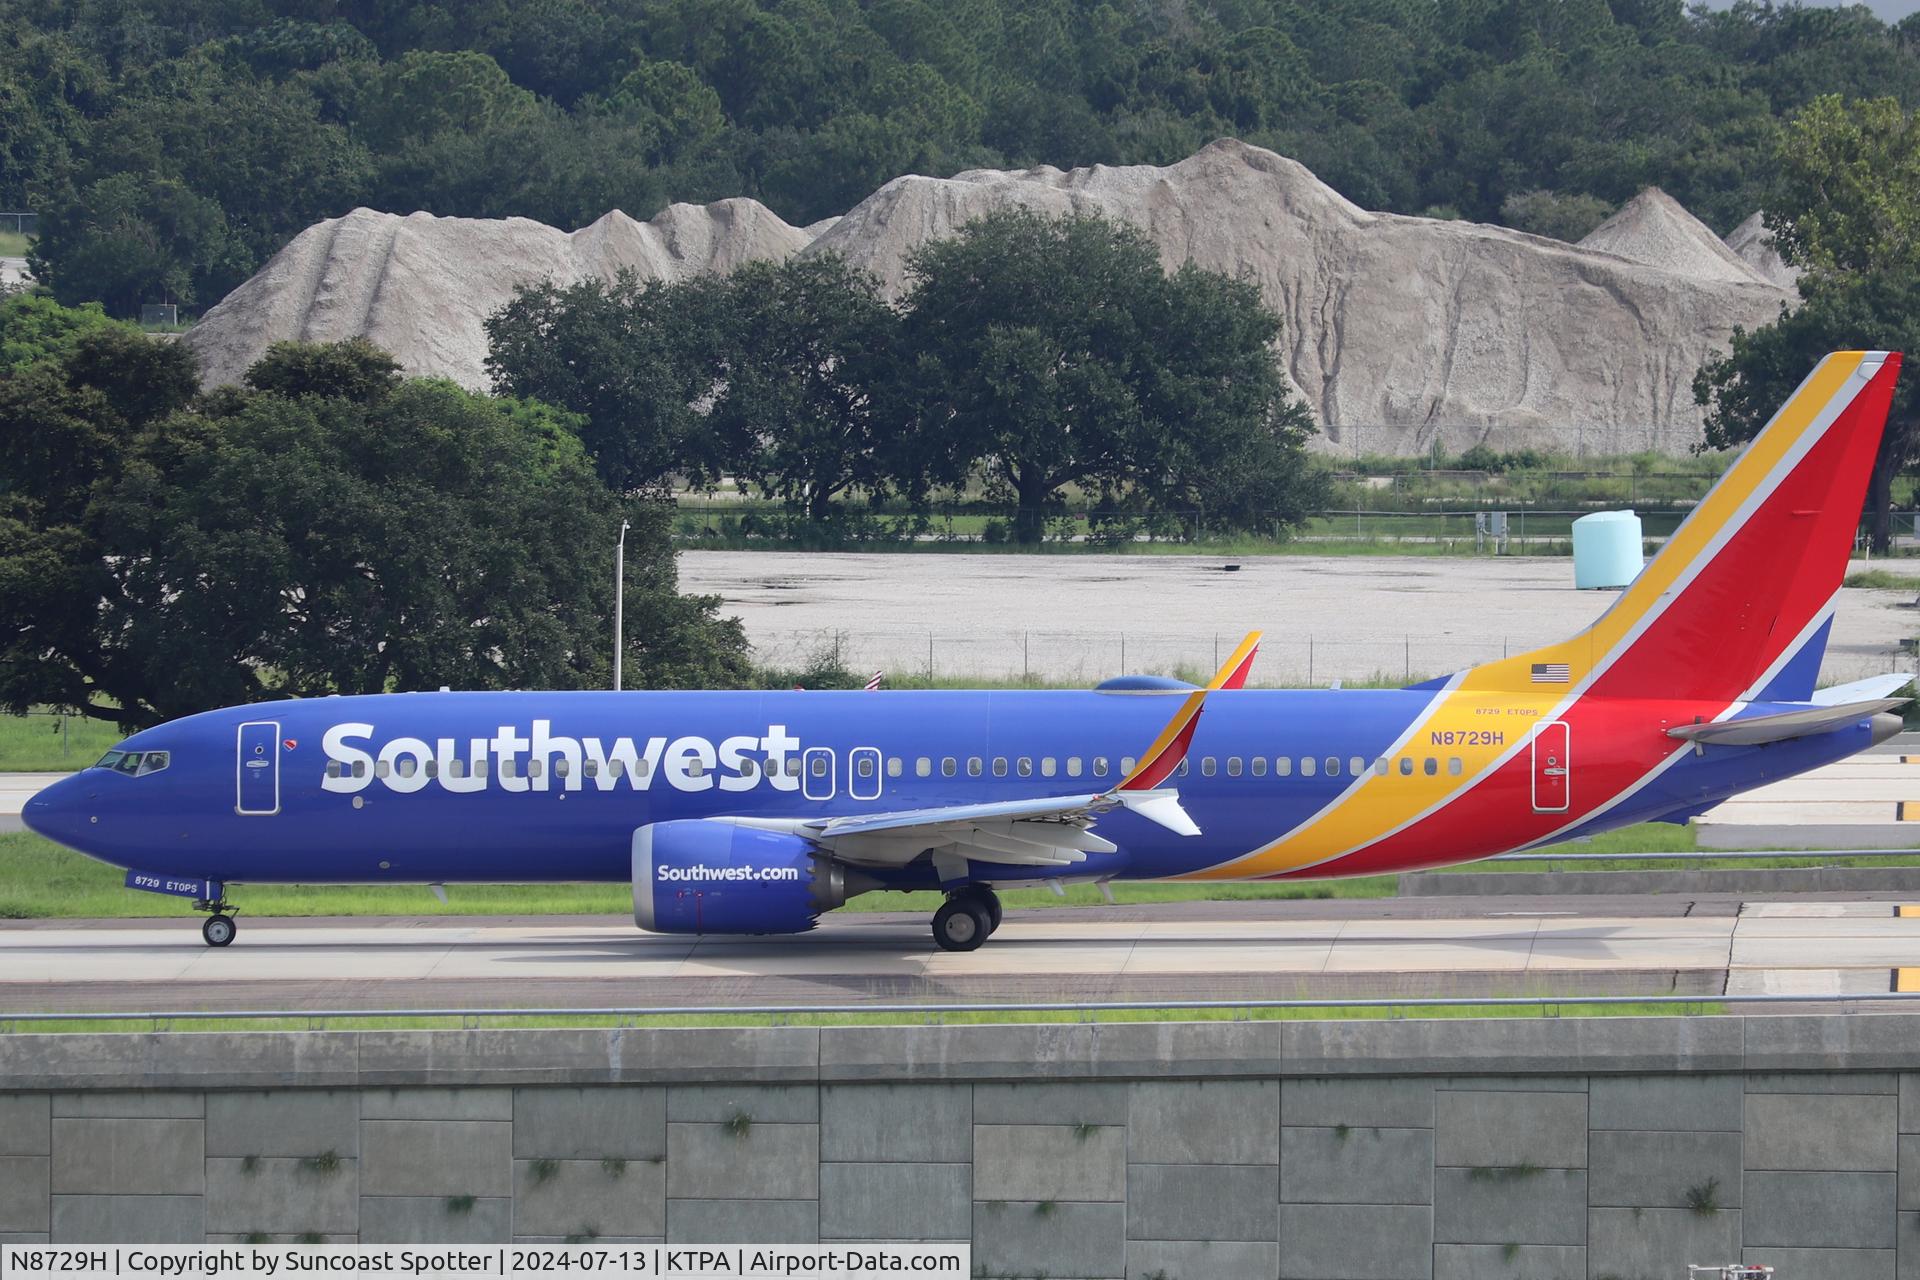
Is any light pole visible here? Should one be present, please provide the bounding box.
[613,519,629,692]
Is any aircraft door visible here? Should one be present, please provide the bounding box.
[802,746,836,801]
[1531,721,1570,813]
[236,720,281,815]
[848,746,883,801]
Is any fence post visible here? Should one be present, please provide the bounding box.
[1405,636,1410,681]
[1308,636,1314,685]
[1121,633,1127,672]
[1023,632,1029,683]
[927,631,934,683]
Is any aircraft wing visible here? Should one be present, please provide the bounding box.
[1665,698,1907,747]
[781,631,1261,869]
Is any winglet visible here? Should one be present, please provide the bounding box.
[1208,631,1262,690]
[1116,789,1202,836]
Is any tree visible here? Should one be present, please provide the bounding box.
[898,208,1319,543]
[1498,190,1615,242]
[0,293,126,372]
[707,254,902,520]
[484,271,732,495]
[1698,94,1920,551]
[1695,269,1920,553]
[0,337,749,728]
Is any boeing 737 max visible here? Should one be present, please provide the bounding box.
[22,351,1911,950]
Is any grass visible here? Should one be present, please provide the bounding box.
[0,1001,1729,1034]
[0,230,30,257]
[1844,568,1920,590]
[0,711,122,771]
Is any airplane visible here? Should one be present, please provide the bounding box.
[22,350,1912,952]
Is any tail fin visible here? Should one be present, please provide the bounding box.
[1472,351,1901,702]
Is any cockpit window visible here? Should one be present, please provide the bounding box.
[93,749,169,776]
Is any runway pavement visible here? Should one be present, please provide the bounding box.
[2,894,1915,1013]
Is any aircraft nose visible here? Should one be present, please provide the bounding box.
[22,773,91,846]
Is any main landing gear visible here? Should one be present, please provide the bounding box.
[195,892,238,947]
[932,886,1002,952]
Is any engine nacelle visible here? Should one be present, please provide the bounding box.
[632,819,861,935]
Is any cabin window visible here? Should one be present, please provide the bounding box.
[424,759,439,778]
[887,757,903,778]
[1325,757,1341,777]
[1016,757,1032,777]
[527,759,544,779]
[1121,756,1137,775]
[1227,757,1243,777]
[583,761,597,779]
[551,759,567,778]
[739,758,760,779]
[1275,757,1292,777]
[968,757,983,777]
[449,759,467,779]
[916,757,932,778]
[1251,757,1268,777]
[1201,757,1217,777]
[632,759,649,780]
[326,761,341,779]
[1349,756,1365,777]
[992,757,1008,777]
[1178,760,1190,777]
[1399,757,1414,776]
[1093,756,1110,777]
[1067,757,1084,777]
[855,756,874,778]
[1041,757,1057,777]
[1449,757,1464,776]
[810,755,827,778]
[427,760,442,779]
[1424,757,1439,776]
[1374,758,1388,776]
[376,760,391,779]
[942,757,957,777]
[685,759,703,778]
[1300,757,1317,777]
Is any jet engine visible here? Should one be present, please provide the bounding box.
[632,819,869,935]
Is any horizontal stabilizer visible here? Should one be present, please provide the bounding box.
[1666,699,1907,746]
[1810,674,1915,706]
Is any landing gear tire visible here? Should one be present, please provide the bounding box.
[932,897,992,952]
[202,914,237,948]
[979,890,1004,934]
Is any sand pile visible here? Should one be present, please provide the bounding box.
[184,140,1796,453]
[183,199,813,388]
[1724,212,1802,290]
[1575,189,1771,286]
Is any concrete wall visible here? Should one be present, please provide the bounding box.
[3,1015,1919,1277]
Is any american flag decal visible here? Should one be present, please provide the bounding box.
[1531,662,1571,683]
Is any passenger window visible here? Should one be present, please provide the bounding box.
[1093,757,1110,777]
[1449,757,1464,776]
[355,760,368,779]
[968,757,983,777]
[810,756,827,777]
[1424,757,1438,776]
[917,757,932,777]
[992,757,1008,777]
[1121,757,1136,775]
[1251,757,1267,777]
[685,759,703,778]
[583,760,598,778]
[1178,760,1190,777]
[326,760,341,779]
[887,757,903,778]
[1041,757,1057,777]
[552,759,567,778]
[1301,757,1317,778]
[856,757,874,778]
[528,759,543,779]
[1016,757,1032,777]
[1349,756,1364,777]
[450,759,467,779]
[1067,757,1083,777]
[1374,758,1388,776]
[1325,757,1341,777]
[942,757,957,777]
[1399,757,1414,776]
[1201,758,1217,777]
[1275,757,1292,777]
[1227,757,1242,777]
[375,760,391,779]
[424,759,439,778]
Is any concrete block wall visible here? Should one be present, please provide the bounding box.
[2,1016,1920,1277]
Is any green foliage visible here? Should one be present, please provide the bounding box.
[298,1151,342,1176]
[0,336,748,729]
[444,1195,476,1215]
[529,1157,561,1184]
[0,294,124,372]
[8,2,1920,318]
[724,1111,753,1139]
[1685,1176,1721,1215]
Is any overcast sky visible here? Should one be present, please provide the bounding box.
[1701,0,1920,20]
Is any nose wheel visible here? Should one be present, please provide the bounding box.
[194,889,238,947]
[931,887,1002,952]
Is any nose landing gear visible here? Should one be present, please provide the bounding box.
[931,886,1002,952]
[194,887,238,947]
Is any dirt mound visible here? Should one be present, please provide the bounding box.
[183,200,813,388]
[1725,211,1802,290]
[185,141,1794,453]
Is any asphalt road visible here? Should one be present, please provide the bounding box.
[2,895,1913,1014]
